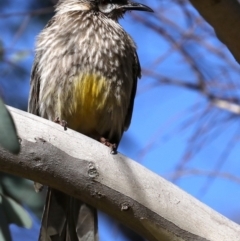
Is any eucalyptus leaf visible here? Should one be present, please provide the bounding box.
[1,174,45,218]
[0,99,20,154]
[1,194,32,228]
[0,202,12,241]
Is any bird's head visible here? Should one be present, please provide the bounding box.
[56,0,153,20]
[97,0,153,19]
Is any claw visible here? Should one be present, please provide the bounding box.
[100,137,117,154]
[54,117,68,131]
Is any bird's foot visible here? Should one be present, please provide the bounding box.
[54,117,68,131]
[100,137,117,154]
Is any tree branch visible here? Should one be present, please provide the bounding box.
[0,106,240,241]
[189,0,240,64]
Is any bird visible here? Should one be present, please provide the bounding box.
[28,0,153,240]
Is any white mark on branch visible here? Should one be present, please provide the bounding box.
[88,162,99,178]
[121,202,130,211]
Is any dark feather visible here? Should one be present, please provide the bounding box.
[28,57,40,115]
[124,51,141,130]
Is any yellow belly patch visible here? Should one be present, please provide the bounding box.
[66,73,111,134]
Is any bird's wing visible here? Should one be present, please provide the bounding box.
[28,18,55,115]
[28,56,41,115]
[124,51,141,131]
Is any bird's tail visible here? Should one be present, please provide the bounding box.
[39,188,98,241]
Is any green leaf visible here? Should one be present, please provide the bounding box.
[0,199,12,241]
[0,98,20,154]
[0,193,32,228]
[1,174,45,218]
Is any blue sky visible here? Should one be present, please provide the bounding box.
[1,0,240,240]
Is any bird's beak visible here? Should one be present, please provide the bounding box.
[119,2,154,12]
